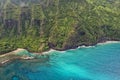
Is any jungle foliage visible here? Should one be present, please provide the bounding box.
[0,0,120,54]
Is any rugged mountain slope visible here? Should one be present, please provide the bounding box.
[0,0,120,54]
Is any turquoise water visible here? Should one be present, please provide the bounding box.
[0,43,120,80]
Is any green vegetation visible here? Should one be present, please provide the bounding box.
[0,0,120,54]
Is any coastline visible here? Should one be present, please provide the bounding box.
[0,40,120,65]
[0,48,25,57]
[33,49,56,55]
[0,49,35,65]
[78,41,120,48]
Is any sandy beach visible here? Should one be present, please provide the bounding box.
[0,48,32,65]
[0,48,25,57]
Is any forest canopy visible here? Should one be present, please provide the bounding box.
[0,0,120,54]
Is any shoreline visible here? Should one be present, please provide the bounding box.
[53,40,120,51]
[97,41,120,45]
[42,41,120,52]
[78,41,120,48]
[0,40,120,65]
[0,48,25,57]
[0,49,36,65]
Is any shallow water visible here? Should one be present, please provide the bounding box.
[0,43,120,80]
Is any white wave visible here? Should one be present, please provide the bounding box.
[97,41,120,45]
[58,51,66,53]
[42,49,56,55]
[76,41,120,49]
[78,45,95,49]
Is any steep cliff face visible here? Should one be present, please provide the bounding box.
[0,0,120,54]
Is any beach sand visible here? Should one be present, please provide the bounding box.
[0,48,32,65]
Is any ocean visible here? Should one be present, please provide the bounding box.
[0,42,120,80]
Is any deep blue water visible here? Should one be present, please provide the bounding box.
[0,43,120,80]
